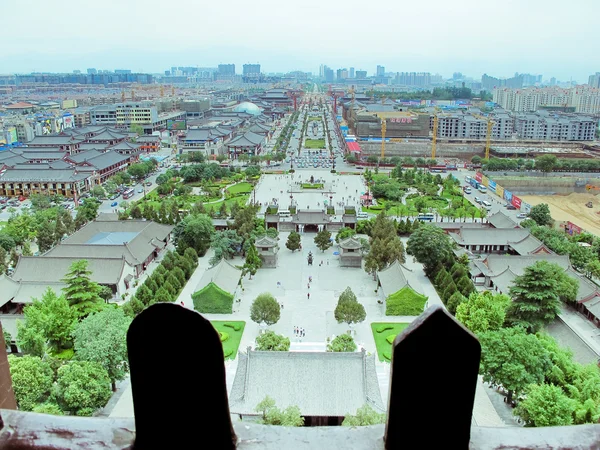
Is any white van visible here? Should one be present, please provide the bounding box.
[278,210,291,217]
[357,212,369,219]
[481,200,492,210]
[478,185,488,193]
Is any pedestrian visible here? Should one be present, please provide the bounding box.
[294,326,297,335]
[281,303,284,309]
[180,301,185,307]
[307,283,310,289]
[307,292,310,300]
[302,330,305,338]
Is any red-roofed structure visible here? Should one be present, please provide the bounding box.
[347,142,361,153]
[4,102,35,110]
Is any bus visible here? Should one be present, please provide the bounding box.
[122,188,135,199]
[417,213,435,222]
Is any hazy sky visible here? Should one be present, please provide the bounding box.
[3,0,599,82]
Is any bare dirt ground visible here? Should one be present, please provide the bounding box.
[522,193,600,236]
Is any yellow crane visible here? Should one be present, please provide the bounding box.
[160,85,165,97]
[381,117,387,159]
[431,113,438,159]
[485,117,495,160]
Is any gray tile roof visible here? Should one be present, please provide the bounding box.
[195,259,241,295]
[226,131,264,148]
[182,129,211,141]
[255,236,277,248]
[85,151,130,170]
[109,141,142,152]
[339,236,362,249]
[0,169,88,183]
[135,136,160,143]
[13,256,125,285]
[67,150,103,164]
[508,234,548,255]
[28,136,84,146]
[87,130,127,142]
[0,275,20,308]
[229,350,385,417]
[435,222,489,231]
[78,143,110,151]
[20,152,65,160]
[12,282,67,305]
[294,210,329,224]
[377,260,424,297]
[44,243,139,266]
[487,212,518,229]
[450,228,547,255]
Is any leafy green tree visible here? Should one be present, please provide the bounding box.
[32,402,64,415]
[342,404,386,426]
[17,288,77,356]
[230,205,260,247]
[130,204,143,219]
[255,330,290,351]
[335,227,356,243]
[54,216,67,242]
[156,174,170,185]
[514,383,575,427]
[183,247,199,266]
[134,285,153,306]
[75,198,100,222]
[327,334,357,352]
[123,297,145,318]
[30,193,51,210]
[254,396,304,426]
[406,224,454,276]
[8,355,54,411]
[54,361,112,416]
[172,214,214,256]
[314,229,333,252]
[36,220,56,254]
[61,260,105,319]
[506,261,569,333]
[242,243,262,279]
[456,291,510,335]
[529,203,552,226]
[73,308,132,391]
[479,327,552,403]
[364,213,405,277]
[334,287,366,327]
[91,185,106,199]
[250,293,281,326]
[456,276,475,297]
[535,154,558,173]
[210,229,243,264]
[286,231,301,252]
[0,232,16,252]
[446,291,467,315]
[61,210,75,234]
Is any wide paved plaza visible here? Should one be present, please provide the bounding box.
[254,171,369,215]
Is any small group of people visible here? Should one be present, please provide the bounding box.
[294,326,306,338]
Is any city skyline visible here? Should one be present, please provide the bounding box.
[3,0,599,82]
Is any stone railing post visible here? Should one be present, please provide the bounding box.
[385,305,481,449]
[127,303,236,449]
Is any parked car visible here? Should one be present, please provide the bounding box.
[145,181,152,186]
[137,188,143,193]
[111,201,118,207]
[517,213,528,219]
[506,204,517,210]
[474,196,481,204]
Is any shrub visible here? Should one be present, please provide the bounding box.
[385,334,397,344]
[223,348,233,358]
[383,351,391,360]
[376,324,394,333]
[219,332,229,342]
[386,286,428,316]
[51,348,75,361]
[330,169,336,173]
[224,322,242,331]
[191,282,234,314]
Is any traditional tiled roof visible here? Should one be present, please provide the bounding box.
[109,141,142,152]
[67,150,103,164]
[339,236,362,250]
[195,259,241,295]
[377,260,424,298]
[13,256,126,285]
[487,211,518,229]
[229,351,385,417]
[255,236,277,248]
[294,210,329,224]
[87,130,127,142]
[0,168,88,182]
[450,227,548,255]
[226,131,264,148]
[0,275,20,308]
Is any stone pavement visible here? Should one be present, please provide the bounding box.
[557,306,600,359]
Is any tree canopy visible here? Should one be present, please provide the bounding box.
[73,308,132,391]
[455,291,510,335]
[514,383,575,427]
[327,334,357,352]
[250,293,281,326]
[406,224,454,276]
[314,229,333,252]
[364,213,405,276]
[286,231,301,252]
[342,404,386,426]
[172,213,214,256]
[54,361,112,416]
[254,396,304,427]
[334,287,366,326]
[255,330,290,351]
[61,260,105,319]
[506,261,571,333]
[478,327,552,403]
[529,203,552,226]
[8,355,53,411]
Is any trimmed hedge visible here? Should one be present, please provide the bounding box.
[192,282,234,314]
[383,351,391,361]
[376,325,394,333]
[219,332,229,342]
[224,322,242,331]
[386,286,428,316]
[301,183,324,189]
[224,348,234,358]
[385,334,397,344]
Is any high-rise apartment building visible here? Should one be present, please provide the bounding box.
[243,64,261,76]
[319,64,325,78]
[218,64,236,76]
[87,68,97,74]
[482,73,523,91]
[324,67,334,83]
[349,67,355,78]
[355,70,367,79]
[493,86,600,114]
[395,72,431,86]
[376,65,385,77]
[588,72,600,89]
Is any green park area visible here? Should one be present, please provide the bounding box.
[302,183,324,189]
[212,321,246,360]
[226,182,253,195]
[305,139,325,149]
[308,116,321,121]
[371,322,410,362]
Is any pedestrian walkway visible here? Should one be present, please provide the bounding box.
[557,306,600,357]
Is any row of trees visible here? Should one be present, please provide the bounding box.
[474,154,600,173]
[123,248,198,317]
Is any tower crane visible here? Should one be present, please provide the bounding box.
[485,117,495,160]
[431,113,438,160]
[160,85,165,97]
[381,116,387,159]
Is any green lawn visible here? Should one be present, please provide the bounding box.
[205,195,250,213]
[305,139,325,149]
[371,322,411,362]
[226,182,253,195]
[211,321,246,360]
